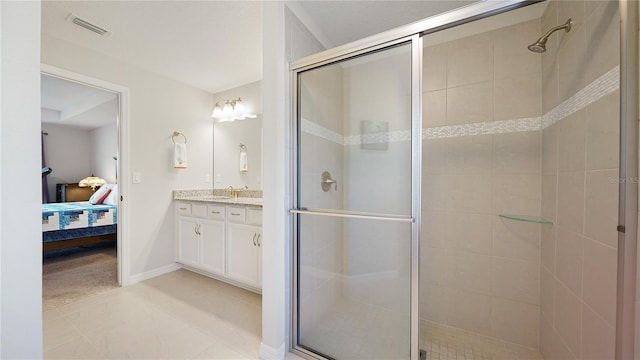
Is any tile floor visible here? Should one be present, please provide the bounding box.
[421,321,543,360]
[297,298,544,360]
[43,269,262,359]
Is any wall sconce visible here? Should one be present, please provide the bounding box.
[212,97,257,122]
[78,175,106,190]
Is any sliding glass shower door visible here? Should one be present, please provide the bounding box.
[292,37,421,360]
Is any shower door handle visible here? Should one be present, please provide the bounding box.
[321,171,337,192]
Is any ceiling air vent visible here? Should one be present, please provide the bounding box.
[67,14,111,36]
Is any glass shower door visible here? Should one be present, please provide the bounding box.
[292,38,421,360]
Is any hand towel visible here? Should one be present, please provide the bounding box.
[239,151,248,172]
[174,143,188,168]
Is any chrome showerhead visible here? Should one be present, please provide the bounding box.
[528,18,572,54]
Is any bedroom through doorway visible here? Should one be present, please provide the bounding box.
[40,69,126,310]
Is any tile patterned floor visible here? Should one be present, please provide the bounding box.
[43,269,262,359]
[298,299,543,360]
[421,321,543,360]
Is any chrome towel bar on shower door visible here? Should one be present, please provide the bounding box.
[290,208,415,223]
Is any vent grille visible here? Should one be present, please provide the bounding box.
[68,14,111,36]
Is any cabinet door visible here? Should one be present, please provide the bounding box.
[256,229,262,289]
[200,219,225,276]
[227,223,260,287]
[177,216,199,267]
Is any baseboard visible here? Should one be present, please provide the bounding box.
[259,342,286,360]
[125,262,182,285]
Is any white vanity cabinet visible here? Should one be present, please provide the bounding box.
[176,201,262,292]
[176,203,226,276]
[227,207,262,288]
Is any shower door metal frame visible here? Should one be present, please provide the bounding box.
[290,34,422,360]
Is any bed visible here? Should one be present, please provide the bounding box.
[42,201,117,252]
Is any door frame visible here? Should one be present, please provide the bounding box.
[41,64,131,286]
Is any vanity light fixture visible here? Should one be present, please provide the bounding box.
[212,97,257,122]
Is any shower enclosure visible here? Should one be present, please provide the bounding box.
[290,0,636,359]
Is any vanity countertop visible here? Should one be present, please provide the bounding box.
[173,189,263,208]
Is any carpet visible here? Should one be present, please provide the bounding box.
[43,242,118,311]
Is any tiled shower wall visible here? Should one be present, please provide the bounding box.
[421,19,543,348]
[342,47,413,312]
[539,1,620,359]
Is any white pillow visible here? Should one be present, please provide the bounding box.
[103,184,118,205]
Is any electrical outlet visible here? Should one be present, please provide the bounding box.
[133,171,142,184]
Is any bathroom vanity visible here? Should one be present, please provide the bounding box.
[174,190,263,293]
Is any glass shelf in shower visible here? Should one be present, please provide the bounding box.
[498,214,554,225]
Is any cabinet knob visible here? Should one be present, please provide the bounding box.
[257,233,261,247]
[252,233,257,246]
[231,212,241,216]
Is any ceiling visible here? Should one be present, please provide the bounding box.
[294,0,477,48]
[41,0,480,96]
[41,74,118,129]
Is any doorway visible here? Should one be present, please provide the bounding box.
[41,65,130,290]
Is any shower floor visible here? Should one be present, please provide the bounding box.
[298,298,543,360]
[421,321,543,360]
[299,301,543,360]
[298,298,411,359]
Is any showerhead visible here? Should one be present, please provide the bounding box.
[527,38,548,53]
[528,18,572,54]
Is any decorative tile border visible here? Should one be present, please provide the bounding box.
[301,118,343,145]
[423,117,542,139]
[542,65,619,128]
[301,65,620,144]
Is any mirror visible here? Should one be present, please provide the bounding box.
[213,115,263,190]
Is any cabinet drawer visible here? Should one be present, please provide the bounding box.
[246,208,262,225]
[176,203,191,215]
[192,204,207,218]
[207,205,225,220]
[227,207,246,223]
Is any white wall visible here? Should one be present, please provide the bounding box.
[0,1,43,358]
[42,33,214,278]
[41,123,92,200]
[91,121,118,184]
[260,2,326,358]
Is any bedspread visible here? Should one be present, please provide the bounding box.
[42,202,117,232]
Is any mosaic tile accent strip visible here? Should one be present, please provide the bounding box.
[301,118,344,145]
[423,117,542,140]
[344,129,412,145]
[300,66,619,144]
[542,65,619,128]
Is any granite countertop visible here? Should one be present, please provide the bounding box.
[173,189,263,208]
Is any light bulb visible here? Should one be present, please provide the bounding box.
[212,106,223,118]
[234,99,245,114]
[223,102,233,115]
